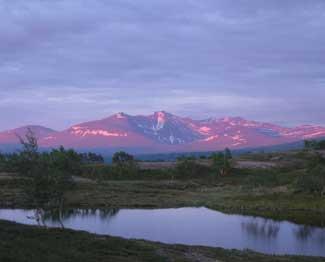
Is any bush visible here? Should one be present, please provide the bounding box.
[81,151,140,181]
[0,153,5,171]
[111,162,139,178]
[111,151,139,178]
[304,139,325,150]
[79,152,104,164]
[210,149,233,176]
[19,147,79,208]
[295,165,325,195]
[112,151,134,165]
[175,159,211,179]
[81,164,173,181]
[12,131,80,210]
[244,172,279,187]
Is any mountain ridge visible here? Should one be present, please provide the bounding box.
[1,111,325,153]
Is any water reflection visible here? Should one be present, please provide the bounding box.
[1,207,325,257]
[241,219,280,240]
[294,226,325,245]
[294,226,315,241]
[36,208,119,227]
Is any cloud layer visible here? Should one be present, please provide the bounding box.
[1,0,325,130]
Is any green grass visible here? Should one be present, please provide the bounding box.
[1,149,325,225]
[1,176,325,226]
[2,150,325,261]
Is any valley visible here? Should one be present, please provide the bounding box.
[1,126,325,261]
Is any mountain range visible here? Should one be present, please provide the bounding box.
[1,111,325,153]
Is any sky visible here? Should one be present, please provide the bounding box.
[1,0,325,130]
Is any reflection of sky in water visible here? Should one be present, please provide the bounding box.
[1,207,325,257]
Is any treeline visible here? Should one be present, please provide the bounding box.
[0,130,112,225]
[304,139,325,150]
[0,150,104,172]
[79,152,104,164]
[82,148,233,181]
[1,135,234,183]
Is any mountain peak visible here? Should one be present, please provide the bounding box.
[2,112,325,153]
[114,112,128,119]
[0,125,57,145]
[9,125,56,133]
[153,111,172,117]
[153,111,168,131]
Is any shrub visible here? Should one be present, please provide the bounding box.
[175,159,211,179]
[210,149,233,176]
[304,139,325,150]
[111,151,139,178]
[0,153,5,171]
[14,131,79,212]
[79,152,104,164]
[244,171,279,187]
[295,165,325,195]
[112,151,134,165]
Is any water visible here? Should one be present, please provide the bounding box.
[1,207,325,257]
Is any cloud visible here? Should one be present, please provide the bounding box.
[0,0,325,129]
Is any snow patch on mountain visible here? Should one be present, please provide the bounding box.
[199,126,212,134]
[154,111,166,131]
[43,136,55,140]
[2,112,325,152]
[303,131,325,138]
[231,134,247,145]
[70,126,127,137]
[204,135,219,141]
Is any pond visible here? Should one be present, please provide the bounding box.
[1,207,325,257]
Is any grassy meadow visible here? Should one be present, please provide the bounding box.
[1,141,325,261]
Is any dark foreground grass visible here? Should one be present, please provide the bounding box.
[1,219,325,262]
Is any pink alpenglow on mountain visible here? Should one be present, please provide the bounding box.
[0,126,57,144]
[1,112,325,153]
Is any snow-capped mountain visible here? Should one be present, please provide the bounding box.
[1,112,325,153]
[129,112,203,145]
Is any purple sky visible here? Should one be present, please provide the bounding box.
[1,0,325,130]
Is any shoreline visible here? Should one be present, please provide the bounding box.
[1,219,325,262]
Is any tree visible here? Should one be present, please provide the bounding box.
[112,151,138,178]
[304,139,325,150]
[16,128,39,177]
[17,132,78,226]
[307,152,325,169]
[210,149,232,176]
[0,152,5,170]
[18,128,38,153]
[222,148,233,176]
[112,151,134,165]
[224,148,232,159]
[304,140,312,150]
[80,152,104,164]
[319,140,325,150]
[295,152,325,196]
[210,152,223,161]
[295,165,325,196]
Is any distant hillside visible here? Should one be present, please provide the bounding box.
[134,138,325,162]
[1,112,325,154]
